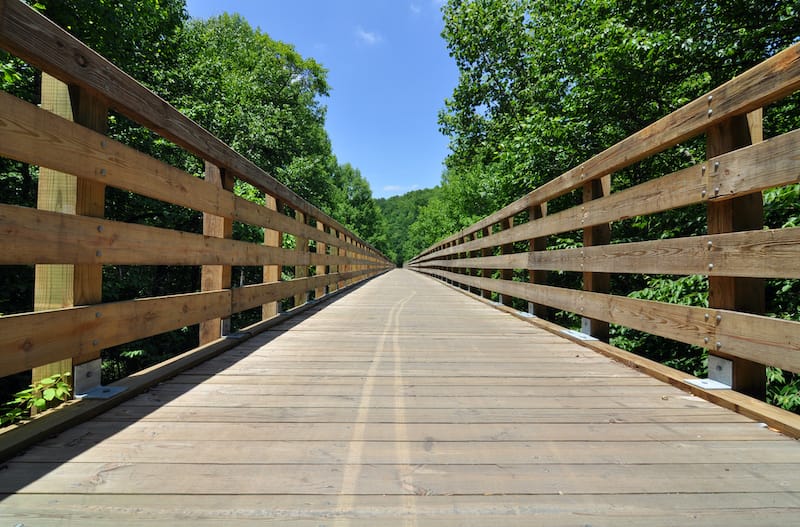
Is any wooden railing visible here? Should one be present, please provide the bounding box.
[0,1,391,383]
[410,43,800,404]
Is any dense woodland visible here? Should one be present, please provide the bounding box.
[1,0,799,413]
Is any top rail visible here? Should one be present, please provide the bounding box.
[409,42,800,407]
[0,0,392,379]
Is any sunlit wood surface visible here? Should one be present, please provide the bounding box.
[2,269,799,525]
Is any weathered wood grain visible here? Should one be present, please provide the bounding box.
[0,291,231,376]
[420,227,800,279]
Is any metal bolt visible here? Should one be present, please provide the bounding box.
[708,263,714,270]
[97,225,103,233]
[708,95,713,102]
[704,337,709,344]
[707,108,713,116]
[95,312,102,318]
[100,168,107,176]
[704,313,710,320]
[714,187,720,195]
[96,250,102,257]
[716,315,722,323]
[92,339,99,346]
[100,140,107,148]
[716,342,722,350]
[707,241,713,248]
[714,161,720,171]
[702,165,707,174]
[701,189,707,198]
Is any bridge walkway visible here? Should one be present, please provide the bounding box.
[2,269,799,525]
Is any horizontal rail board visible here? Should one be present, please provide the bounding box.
[0,92,381,261]
[231,270,374,313]
[0,291,231,377]
[417,43,800,255]
[0,204,378,267]
[417,268,800,374]
[418,227,800,279]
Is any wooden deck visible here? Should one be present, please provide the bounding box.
[2,269,800,525]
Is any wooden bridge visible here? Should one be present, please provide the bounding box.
[2,1,800,524]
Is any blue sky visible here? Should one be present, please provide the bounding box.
[184,0,459,199]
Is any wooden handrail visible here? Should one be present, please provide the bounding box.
[0,0,392,378]
[410,42,800,402]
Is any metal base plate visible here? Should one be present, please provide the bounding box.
[562,329,599,341]
[685,378,731,390]
[76,386,127,399]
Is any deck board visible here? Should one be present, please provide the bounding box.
[2,269,799,525]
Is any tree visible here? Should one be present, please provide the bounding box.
[376,187,439,265]
[331,163,388,253]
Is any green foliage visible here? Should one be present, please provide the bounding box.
[376,187,439,265]
[1,372,72,427]
[330,163,389,253]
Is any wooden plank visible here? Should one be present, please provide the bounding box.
[420,227,800,279]
[582,175,611,340]
[707,111,766,398]
[0,0,383,254]
[0,204,377,267]
[1,494,799,527]
[715,310,800,374]
[315,220,327,299]
[0,92,384,262]
[293,211,309,307]
[416,43,800,253]
[33,74,108,392]
[262,195,280,319]
[32,73,78,387]
[4,460,799,495]
[200,162,235,344]
[22,437,794,465]
[231,271,369,313]
[0,291,231,376]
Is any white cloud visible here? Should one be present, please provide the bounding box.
[356,26,382,45]
[410,3,422,14]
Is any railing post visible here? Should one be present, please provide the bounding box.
[481,227,492,298]
[528,203,549,318]
[199,162,234,345]
[33,74,107,399]
[582,175,611,341]
[315,220,327,299]
[262,194,281,319]
[338,231,347,290]
[294,210,309,307]
[499,218,514,306]
[706,109,766,399]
